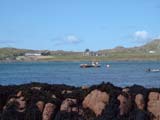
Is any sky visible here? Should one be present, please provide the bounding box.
[0,0,160,51]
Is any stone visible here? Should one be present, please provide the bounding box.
[31,87,41,90]
[16,97,26,112]
[60,98,83,115]
[42,103,56,120]
[81,85,89,90]
[148,92,159,101]
[8,98,16,103]
[4,96,26,112]
[3,98,16,110]
[72,107,78,112]
[60,98,77,112]
[16,91,22,97]
[51,94,56,99]
[135,94,145,110]
[82,89,109,116]
[36,101,45,112]
[122,88,130,93]
[147,92,160,120]
[117,94,131,115]
[19,96,25,101]
[61,90,72,94]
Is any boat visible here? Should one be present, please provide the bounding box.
[80,64,100,68]
[80,61,100,68]
[146,68,160,72]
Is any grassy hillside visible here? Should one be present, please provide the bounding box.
[0,48,25,60]
[141,39,160,52]
[0,39,160,61]
[99,39,160,55]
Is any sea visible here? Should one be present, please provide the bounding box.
[0,61,160,88]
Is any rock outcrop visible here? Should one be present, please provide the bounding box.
[4,91,26,112]
[0,82,160,120]
[60,98,77,112]
[148,92,160,120]
[135,94,145,110]
[117,93,131,115]
[42,103,56,120]
[36,101,45,112]
[83,89,109,116]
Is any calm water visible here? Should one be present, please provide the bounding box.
[0,61,160,88]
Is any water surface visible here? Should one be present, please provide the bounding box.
[0,61,160,88]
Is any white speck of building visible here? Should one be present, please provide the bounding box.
[149,51,156,54]
[25,53,41,56]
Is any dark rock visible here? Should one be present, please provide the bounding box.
[36,101,45,112]
[0,82,160,120]
[60,98,77,112]
[42,102,56,120]
[135,94,145,110]
[25,104,42,120]
[117,93,131,116]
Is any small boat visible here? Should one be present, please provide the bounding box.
[146,68,160,72]
[80,64,100,68]
[80,61,100,68]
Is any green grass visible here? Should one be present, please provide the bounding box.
[33,54,160,61]
[1,39,160,62]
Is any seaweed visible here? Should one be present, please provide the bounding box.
[0,82,158,120]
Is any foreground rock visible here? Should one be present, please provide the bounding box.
[83,89,109,116]
[3,91,26,112]
[135,94,145,110]
[117,93,131,115]
[148,92,160,120]
[60,98,77,112]
[42,103,56,120]
[36,101,45,112]
[0,82,159,120]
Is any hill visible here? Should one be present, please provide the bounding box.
[99,39,160,55]
[0,48,31,60]
[94,39,160,61]
[0,39,160,61]
[141,39,160,52]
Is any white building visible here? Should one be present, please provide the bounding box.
[149,51,156,54]
[25,53,41,56]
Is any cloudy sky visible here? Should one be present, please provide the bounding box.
[0,0,160,51]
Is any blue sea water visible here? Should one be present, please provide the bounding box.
[0,61,160,88]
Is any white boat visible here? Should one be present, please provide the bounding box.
[80,61,100,68]
[146,68,160,72]
[150,69,160,72]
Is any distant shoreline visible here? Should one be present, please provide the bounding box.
[1,57,160,63]
[1,39,160,62]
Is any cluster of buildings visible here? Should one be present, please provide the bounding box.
[82,50,106,56]
[24,53,41,56]
[24,49,106,57]
[24,51,51,56]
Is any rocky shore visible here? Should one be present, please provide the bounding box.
[0,82,160,120]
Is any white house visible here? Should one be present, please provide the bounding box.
[149,51,156,54]
[25,53,41,56]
